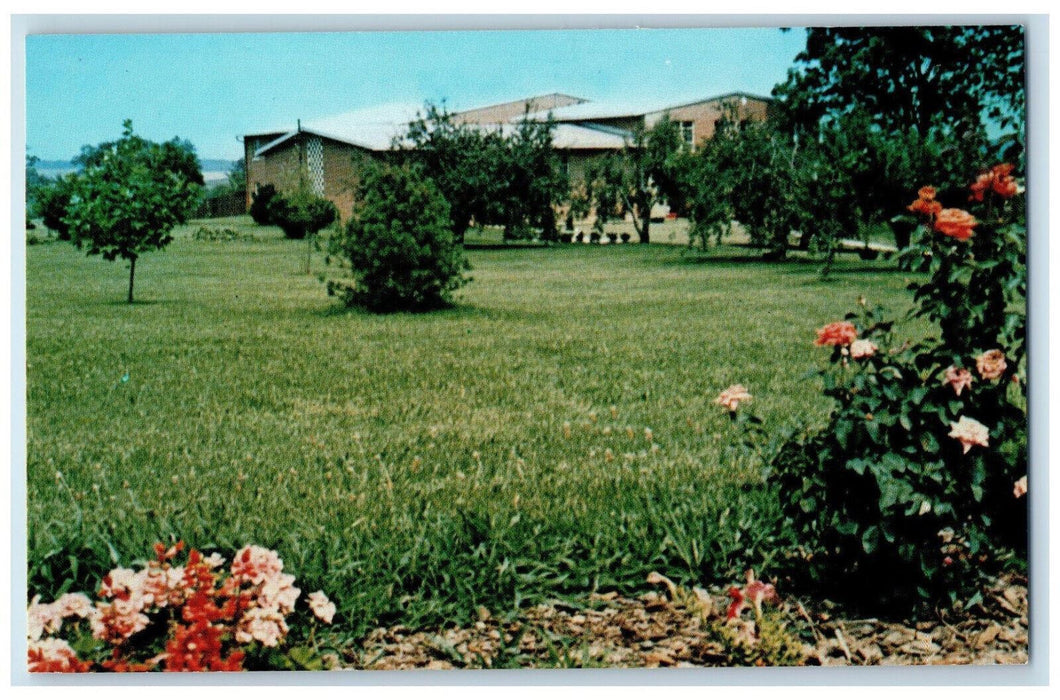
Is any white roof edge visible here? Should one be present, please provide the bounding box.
[253,127,391,158]
[253,131,297,158]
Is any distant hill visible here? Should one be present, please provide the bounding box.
[34,158,239,185]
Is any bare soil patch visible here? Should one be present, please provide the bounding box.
[341,573,1027,669]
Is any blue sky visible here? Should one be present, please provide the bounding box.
[26,27,807,162]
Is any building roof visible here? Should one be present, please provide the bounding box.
[451,93,589,124]
[248,91,770,158]
[644,91,774,116]
[523,91,774,123]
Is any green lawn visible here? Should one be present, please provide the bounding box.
[25,218,922,640]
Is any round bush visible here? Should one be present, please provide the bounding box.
[249,184,278,225]
[267,189,337,240]
[326,162,470,312]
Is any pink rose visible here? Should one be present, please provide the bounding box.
[948,416,990,454]
[849,339,877,359]
[976,349,1007,381]
[1013,476,1027,499]
[943,366,974,396]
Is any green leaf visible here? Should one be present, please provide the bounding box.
[835,420,851,450]
[865,419,881,443]
[861,526,879,554]
[848,458,869,476]
[898,413,913,431]
[287,646,324,670]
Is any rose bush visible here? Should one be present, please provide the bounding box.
[768,164,1027,610]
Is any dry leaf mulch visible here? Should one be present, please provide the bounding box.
[341,573,1028,670]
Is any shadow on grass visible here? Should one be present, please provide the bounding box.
[463,242,551,251]
[672,252,902,276]
[316,298,539,324]
[105,298,168,307]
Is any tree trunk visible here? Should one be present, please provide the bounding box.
[454,220,469,245]
[127,256,136,303]
[305,235,312,275]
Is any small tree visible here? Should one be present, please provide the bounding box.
[685,112,811,259]
[401,102,506,243]
[63,120,203,303]
[578,154,627,237]
[326,161,469,312]
[493,114,568,241]
[267,185,338,273]
[581,117,686,244]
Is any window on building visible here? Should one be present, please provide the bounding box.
[680,121,695,148]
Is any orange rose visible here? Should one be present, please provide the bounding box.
[814,321,857,347]
[907,185,942,217]
[934,208,977,241]
[969,164,1019,201]
[993,174,1019,198]
[969,172,992,202]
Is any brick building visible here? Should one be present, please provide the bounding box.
[242,91,772,221]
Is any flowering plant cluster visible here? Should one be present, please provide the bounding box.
[769,164,1027,609]
[27,542,336,673]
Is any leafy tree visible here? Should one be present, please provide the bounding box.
[266,184,338,273]
[75,135,205,187]
[63,120,203,302]
[326,161,469,312]
[577,117,686,244]
[773,26,1026,138]
[34,174,79,240]
[771,26,1024,251]
[25,153,49,226]
[493,114,568,241]
[579,154,627,237]
[684,110,812,259]
[401,103,506,243]
[686,105,994,260]
[226,157,247,194]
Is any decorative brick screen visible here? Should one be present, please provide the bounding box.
[307,137,325,196]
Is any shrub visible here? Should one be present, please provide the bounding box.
[267,188,337,241]
[325,162,470,312]
[249,184,278,225]
[193,226,255,242]
[34,174,77,241]
[769,166,1027,611]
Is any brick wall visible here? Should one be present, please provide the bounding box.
[454,93,586,125]
[322,139,372,221]
[246,134,379,222]
[247,139,302,208]
[646,95,771,148]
